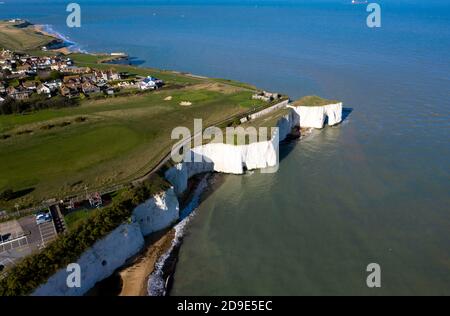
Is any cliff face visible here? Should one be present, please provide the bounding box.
[32,190,180,296]
[293,102,343,129]
[31,102,325,295]
[133,188,179,236]
[32,222,145,296]
[166,108,299,196]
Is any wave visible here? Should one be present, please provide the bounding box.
[147,175,210,296]
[39,24,87,53]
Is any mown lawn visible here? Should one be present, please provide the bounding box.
[0,84,267,209]
[64,208,96,231]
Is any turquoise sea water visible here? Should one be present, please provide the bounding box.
[2,0,449,295]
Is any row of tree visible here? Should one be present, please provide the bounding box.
[0,95,80,115]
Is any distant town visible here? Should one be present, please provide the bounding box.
[0,49,164,106]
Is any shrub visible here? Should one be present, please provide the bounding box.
[16,130,33,135]
[58,121,71,127]
[74,116,87,123]
[0,95,80,115]
[40,124,55,130]
[0,189,14,201]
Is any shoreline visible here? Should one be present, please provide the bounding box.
[33,23,83,54]
[2,19,315,296]
[116,130,311,297]
[119,228,176,296]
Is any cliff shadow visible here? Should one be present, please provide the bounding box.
[279,136,298,163]
[0,187,35,201]
[342,107,353,122]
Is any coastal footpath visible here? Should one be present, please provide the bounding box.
[29,99,342,296]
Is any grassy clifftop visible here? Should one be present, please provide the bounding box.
[0,23,276,210]
[0,58,270,210]
[292,95,339,107]
[0,20,58,51]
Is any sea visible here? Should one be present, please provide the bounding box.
[2,0,449,295]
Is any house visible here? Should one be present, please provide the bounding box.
[81,82,100,94]
[63,75,81,83]
[15,63,31,74]
[94,71,108,82]
[50,62,67,71]
[104,88,115,96]
[66,66,91,74]
[116,81,137,89]
[6,86,17,96]
[64,82,79,91]
[106,70,120,81]
[139,76,163,90]
[37,84,51,95]
[60,86,71,97]
[82,73,97,82]
[46,79,62,91]
[9,88,32,100]
[22,81,37,91]
[0,97,5,103]
[252,91,280,102]
[0,81,6,94]
[60,85,78,98]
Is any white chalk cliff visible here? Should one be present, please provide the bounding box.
[32,100,341,295]
[32,189,180,296]
[133,188,179,236]
[32,222,144,296]
[292,102,343,129]
[165,109,299,195]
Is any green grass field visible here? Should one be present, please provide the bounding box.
[0,74,269,209]
[0,24,280,210]
[292,95,339,107]
[63,208,95,231]
[0,21,55,51]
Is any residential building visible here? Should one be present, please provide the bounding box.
[37,84,51,95]
[81,82,100,94]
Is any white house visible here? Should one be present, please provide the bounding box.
[37,84,51,95]
[139,76,163,90]
[44,80,62,92]
[0,96,5,103]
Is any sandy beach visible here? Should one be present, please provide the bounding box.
[33,24,71,54]
[119,228,175,296]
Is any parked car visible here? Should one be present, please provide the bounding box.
[35,212,52,225]
[0,233,11,242]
